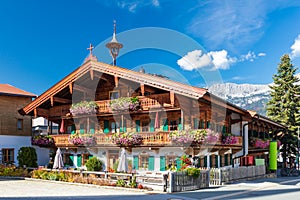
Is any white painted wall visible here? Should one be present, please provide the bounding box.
[0,135,31,166]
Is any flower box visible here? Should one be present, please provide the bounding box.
[112,132,143,146]
[31,135,55,147]
[68,133,96,146]
[222,134,239,145]
[170,129,219,146]
[70,101,98,116]
[109,97,139,112]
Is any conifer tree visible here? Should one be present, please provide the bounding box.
[267,54,300,165]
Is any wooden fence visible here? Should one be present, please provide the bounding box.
[169,170,210,192]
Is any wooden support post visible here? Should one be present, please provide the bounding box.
[114,76,119,88]
[50,96,54,107]
[69,83,73,94]
[170,91,174,107]
[90,69,94,80]
[34,108,37,118]
[140,84,145,96]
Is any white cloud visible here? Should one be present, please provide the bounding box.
[152,0,160,7]
[112,0,160,12]
[178,50,265,71]
[258,52,266,57]
[177,49,236,71]
[291,35,300,59]
[187,1,300,50]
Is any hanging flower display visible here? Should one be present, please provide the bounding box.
[70,101,98,116]
[31,135,55,147]
[112,132,143,146]
[222,133,239,145]
[169,129,220,146]
[68,133,96,146]
[109,97,139,111]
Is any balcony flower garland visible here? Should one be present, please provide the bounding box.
[68,133,96,146]
[112,132,143,146]
[109,97,139,112]
[170,129,219,146]
[254,138,270,149]
[70,101,98,116]
[222,133,239,145]
[31,135,55,147]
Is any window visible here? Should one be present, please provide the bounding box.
[170,120,178,131]
[2,149,14,164]
[111,122,119,133]
[141,121,149,132]
[139,154,149,170]
[109,91,119,100]
[166,155,177,168]
[17,119,23,130]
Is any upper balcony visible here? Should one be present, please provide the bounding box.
[49,93,173,118]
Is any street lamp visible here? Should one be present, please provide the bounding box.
[106,20,123,66]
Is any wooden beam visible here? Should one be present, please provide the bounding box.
[34,108,37,118]
[140,84,145,96]
[170,91,174,107]
[90,69,94,80]
[69,83,73,94]
[36,108,49,117]
[114,76,119,87]
[73,84,94,96]
[53,97,72,104]
[50,96,54,107]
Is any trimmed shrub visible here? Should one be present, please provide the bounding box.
[17,147,38,168]
[85,157,103,171]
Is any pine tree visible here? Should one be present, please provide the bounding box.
[267,54,300,165]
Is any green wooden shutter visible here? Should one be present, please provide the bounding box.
[120,119,123,132]
[123,119,127,132]
[88,155,93,159]
[104,120,109,133]
[209,155,213,168]
[135,120,140,132]
[176,157,181,171]
[80,124,84,134]
[230,154,233,165]
[133,156,139,170]
[160,156,166,171]
[77,154,82,167]
[207,121,210,129]
[90,123,95,134]
[224,154,229,166]
[215,155,218,168]
[163,119,168,131]
[71,124,76,134]
[200,120,205,129]
[222,126,226,133]
[148,156,155,171]
[193,118,199,129]
[150,119,155,132]
[178,118,183,130]
[204,156,207,167]
[69,155,74,166]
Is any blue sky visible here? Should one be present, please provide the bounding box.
[1,0,300,95]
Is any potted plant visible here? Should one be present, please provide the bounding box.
[70,101,98,116]
[222,133,238,145]
[109,97,139,111]
[68,133,96,146]
[112,132,143,146]
[31,135,55,147]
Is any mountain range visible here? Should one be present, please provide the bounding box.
[208,74,300,116]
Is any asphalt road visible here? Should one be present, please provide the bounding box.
[1,176,300,200]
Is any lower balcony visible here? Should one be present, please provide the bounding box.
[50,132,243,148]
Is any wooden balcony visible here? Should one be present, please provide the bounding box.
[49,93,173,118]
[51,132,242,148]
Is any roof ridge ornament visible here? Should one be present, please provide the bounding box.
[84,43,98,62]
[106,20,123,66]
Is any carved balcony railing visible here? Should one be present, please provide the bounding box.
[51,132,242,148]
